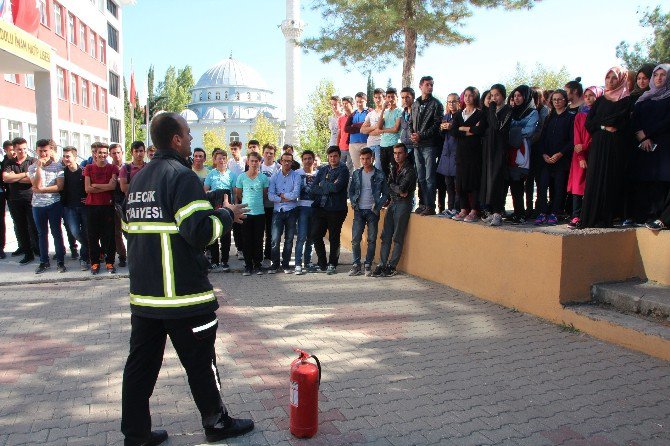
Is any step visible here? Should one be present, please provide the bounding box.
[591,279,670,320]
[568,303,670,342]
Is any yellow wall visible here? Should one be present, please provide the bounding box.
[340,211,670,360]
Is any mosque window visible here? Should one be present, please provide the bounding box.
[236,92,240,100]
[207,92,211,100]
[225,91,228,99]
[216,92,220,100]
[223,113,227,120]
[247,92,251,100]
[229,132,239,143]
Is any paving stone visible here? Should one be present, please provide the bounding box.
[1,247,669,445]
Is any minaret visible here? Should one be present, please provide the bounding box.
[281,0,304,145]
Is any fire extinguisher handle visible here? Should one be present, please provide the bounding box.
[311,355,322,384]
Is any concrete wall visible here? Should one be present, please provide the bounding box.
[340,211,670,359]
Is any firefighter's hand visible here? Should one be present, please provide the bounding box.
[223,195,248,224]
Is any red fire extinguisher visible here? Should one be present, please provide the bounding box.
[289,348,321,438]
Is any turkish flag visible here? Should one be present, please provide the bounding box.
[129,72,136,109]
[12,0,39,36]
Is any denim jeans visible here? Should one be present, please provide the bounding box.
[414,146,438,209]
[64,206,89,262]
[32,201,65,264]
[351,209,380,266]
[295,206,314,267]
[271,208,298,268]
[368,145,381,170]
[380,200,412,269]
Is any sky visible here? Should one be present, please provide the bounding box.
[122,0,663,116]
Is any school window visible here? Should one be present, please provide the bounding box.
[59,130,69,148]
[229,132,240,143]
[100,89,107,112]
[110,118,121,143]
[107,23,119,52]
[54,4,63,36]
[83,135,91,153]
[8,121,21,141]
[57,68,66,99]
[4,74,19,84]
[109,71,119,97]
[25,74,35,89]
[38,0,48,26]
[28,125,37,150]
[99,38,106,63]
[91,85,98,110]
[79,22,86,51]
[107,0,118,18]
[89,31,96,58]
[68,14,75,43]
[70,74,78,103]
[82,80,89,107]
[72,132,81,151]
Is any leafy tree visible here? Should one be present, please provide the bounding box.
[248,114,281,147]
[366,72,375,108]
[298,79,336,161]
[153,65,195,114]
[504,62,572,94]
[616,6,669,69]
[303,0,540,87]
[202,127,227,152]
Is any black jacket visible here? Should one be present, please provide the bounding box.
[123,148,233,319]
[311,162,350,211]
[410,95,444,148]
[388,162,417,202]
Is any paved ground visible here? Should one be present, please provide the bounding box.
[1,240,670,446]
[2,211,670,445]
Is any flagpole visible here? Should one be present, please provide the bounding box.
[131,60,135,144]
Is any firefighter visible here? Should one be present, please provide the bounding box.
[120,112,253,446]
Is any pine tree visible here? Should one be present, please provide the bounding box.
[303,0,540,87]
[366,72,375,108]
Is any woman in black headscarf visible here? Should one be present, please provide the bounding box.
[508,85,538,223]
[475,84,513,226]
[629,64,656,102]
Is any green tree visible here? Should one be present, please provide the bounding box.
[202,127,227,152]
[248,114,280,147]
[504,62,572,94]
[153,65,195,113]
[298,79,336,161]
[616,6,669,69]
[366,72,375,108]
[303,0,540,87]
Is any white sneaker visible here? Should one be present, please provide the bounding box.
[294,265,304,275]
[490,213,503,227]
[283,268,293,274]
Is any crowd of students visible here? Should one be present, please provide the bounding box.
[1,63,668,276]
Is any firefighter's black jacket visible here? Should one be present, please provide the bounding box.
[123,148,233,319]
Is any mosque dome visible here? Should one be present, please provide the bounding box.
[202,108,225,121]
[180,109,198,122]
[195,57,269,91]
